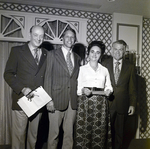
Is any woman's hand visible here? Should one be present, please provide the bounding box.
[104,89,112,97]
[82,87,92,96]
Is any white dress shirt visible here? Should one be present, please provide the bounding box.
[77,62,113,95]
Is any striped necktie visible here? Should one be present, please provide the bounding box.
[34,49,39,65]
[66,51,73,75]
[114,61,120,84]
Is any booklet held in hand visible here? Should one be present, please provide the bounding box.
[17,86,52,117]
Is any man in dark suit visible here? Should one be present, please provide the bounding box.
[4,25,47,149]
[102,40,137,149]
[44,28,81,149]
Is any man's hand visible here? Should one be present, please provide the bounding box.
[22,87,34,101]
[47,100,55,112]
[128,106,135,115]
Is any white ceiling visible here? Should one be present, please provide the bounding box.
[2,0,150,18]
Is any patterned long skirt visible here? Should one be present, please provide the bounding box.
[74,95,112,149]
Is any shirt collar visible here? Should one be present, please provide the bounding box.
[113,58,122,65]
[28,43,40,51]
[87,62,101,71]
[62,46,72,56]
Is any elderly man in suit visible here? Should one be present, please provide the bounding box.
[4,25,47,149]
[44,28,81,149]
[102,40,137,149]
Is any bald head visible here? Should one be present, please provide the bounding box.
[29,25,45,48]
[30,25,44,34]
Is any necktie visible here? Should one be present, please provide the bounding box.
[114,61,120,84]
[34,49,39,65]
[66,51,73,75]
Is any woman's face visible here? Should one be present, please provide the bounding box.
[88,46,101,62]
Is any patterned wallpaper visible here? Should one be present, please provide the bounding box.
[0,1,150,139]
[139,18,150,138]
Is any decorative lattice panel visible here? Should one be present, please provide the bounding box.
[87,18,112,55]
[0,2,112,54]
[139,18,150,138]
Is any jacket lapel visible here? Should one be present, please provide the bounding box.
[71,52,78,76]
[55,48,69,73]
[38,48,47,69]
[108,58,116,85]
[117,60,128,85]
[20,43,38,69]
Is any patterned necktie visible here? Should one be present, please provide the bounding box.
[66,51,73,75]
[114,61,120,84]
[34,49,39,65]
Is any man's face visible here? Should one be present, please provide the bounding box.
[111,43,126,60]
[30,26,44,48]
[63,30,75,50]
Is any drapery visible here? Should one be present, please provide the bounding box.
[0,41,24,145]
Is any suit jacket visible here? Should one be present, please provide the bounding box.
[102,57,137,114]
[4,42,47,110]
[44,48,81,111]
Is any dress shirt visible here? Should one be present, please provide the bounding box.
[113,59,122,73]
[62,46,74,67]
[77,62,113,95]
[28,45,42,60]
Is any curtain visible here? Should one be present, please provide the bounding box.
[0,41,24,145]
